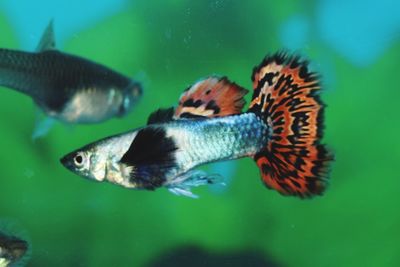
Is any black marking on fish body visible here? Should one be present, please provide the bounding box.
[120,126,178,189]
[147,107,175,125]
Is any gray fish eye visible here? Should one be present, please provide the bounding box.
[74,152,85,167]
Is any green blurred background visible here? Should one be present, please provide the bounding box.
[0,0,399,266]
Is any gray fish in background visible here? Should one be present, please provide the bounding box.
[0,20,142,138]
[61,53,332,198]
[0,231,28,267]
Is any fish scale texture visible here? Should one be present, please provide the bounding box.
[166,113,269,174]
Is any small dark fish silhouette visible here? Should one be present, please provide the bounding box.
[0,20,142,138]
[0,230,28,267]
[61,52,332,198]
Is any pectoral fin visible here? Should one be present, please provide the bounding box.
[32,110,56,140]
[166,170,225,198]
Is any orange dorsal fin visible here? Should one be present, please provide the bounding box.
[248,52,333,198]
[174,76,248,119]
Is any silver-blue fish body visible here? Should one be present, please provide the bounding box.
[162,112,268,182]
[60,112,268,194]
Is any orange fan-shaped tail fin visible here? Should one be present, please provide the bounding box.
[248,52,333,198]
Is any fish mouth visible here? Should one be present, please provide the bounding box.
[60,151,100,182]
[59,153,75,171]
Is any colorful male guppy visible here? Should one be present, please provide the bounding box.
[61,53,332,198]
[0,230,28,267]
[0,21,142,137]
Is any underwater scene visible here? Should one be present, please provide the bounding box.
[0,0,399,266]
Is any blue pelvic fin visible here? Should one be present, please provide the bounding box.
[36,19,56,52]
[166,170,225,198]
[32,112,56,140]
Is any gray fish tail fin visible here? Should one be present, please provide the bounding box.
[0,49,40,97]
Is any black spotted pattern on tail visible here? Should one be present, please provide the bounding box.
[174,76,248,119]
[248,52,332,198]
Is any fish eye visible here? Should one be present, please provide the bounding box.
[74,152,85,167]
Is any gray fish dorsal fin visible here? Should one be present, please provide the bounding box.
[36,19,56,52]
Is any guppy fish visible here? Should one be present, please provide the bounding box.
[0,21,142,138]
[0,231,28,267]
[61,52,332,198]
